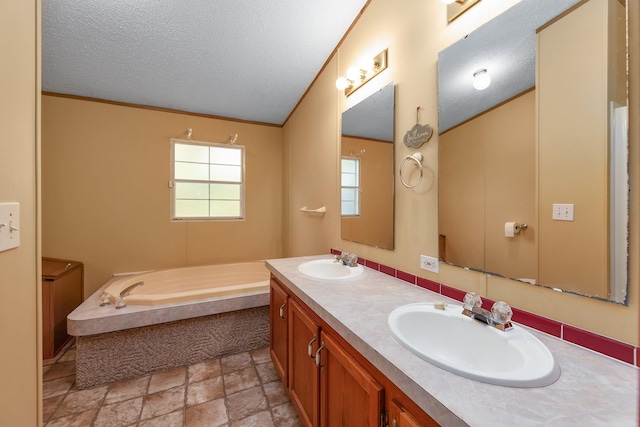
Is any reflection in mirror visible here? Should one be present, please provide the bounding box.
[341,82,395,250]
[437,0,628,304]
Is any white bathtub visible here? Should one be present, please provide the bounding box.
[102,261,270,306]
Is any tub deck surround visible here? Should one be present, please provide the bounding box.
[265,255,638,427]
[69,262,272,388]
[68,272,269,336]
[75,306,270,389]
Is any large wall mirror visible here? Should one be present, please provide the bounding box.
[437,0,629,304]
[341,82,395,250]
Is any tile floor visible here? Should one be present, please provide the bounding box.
[43,340,302,426]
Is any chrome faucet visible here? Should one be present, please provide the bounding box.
[115,281,144,309]
[462,292,513,331]
[334,251,359,267]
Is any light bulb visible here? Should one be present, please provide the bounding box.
[472,69,491,90]
[335,77,351,91]
[358,57,375,73]
[346,66,362,81]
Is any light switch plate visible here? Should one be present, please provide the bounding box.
[552,203,574,221]
[0,202,20,252]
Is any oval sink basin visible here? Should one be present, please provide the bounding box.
[297,259,364,280]
[387,303,560,387]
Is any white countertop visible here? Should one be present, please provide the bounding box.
[266,255,638,427]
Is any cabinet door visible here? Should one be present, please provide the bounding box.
[389,399,439,427]
[289,299,321,427]
[320,331,384,427]
[270,279,289,385]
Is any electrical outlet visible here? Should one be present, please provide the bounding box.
[420,255,439,273]
[552,203,574,221]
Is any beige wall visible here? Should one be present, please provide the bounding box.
[42,95,283,296]
[282,56,341,256]
[537,0,609,296]
[284,0,639,345]
[341,136,393,249]
[440,90,537,281]
[0,1,41,425]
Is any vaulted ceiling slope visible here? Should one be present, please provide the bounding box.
[42,0,369,125]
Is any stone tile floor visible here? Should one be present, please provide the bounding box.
[43,340,302,426]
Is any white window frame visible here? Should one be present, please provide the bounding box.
[170,138,245,221]
[341,156,361,217]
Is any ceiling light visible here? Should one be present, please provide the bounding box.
[472,68,491,90]
[336,48,388,97]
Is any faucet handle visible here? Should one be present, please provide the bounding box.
[463,292,482,312]
[99,292,112,306]
[491,301,513,324]
[347,253,358,266]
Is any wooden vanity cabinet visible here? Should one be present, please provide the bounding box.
[289,299,320,426]
[269,279,289,385]
[389,398,438,427]
[269,275,438,427]
[320,329,384,427]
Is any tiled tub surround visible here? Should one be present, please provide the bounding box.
[68,277,270,388]
[266,255,638,426]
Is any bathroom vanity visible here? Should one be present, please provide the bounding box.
[270,276,436,426]
[266,255,638,426]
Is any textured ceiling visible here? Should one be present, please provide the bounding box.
[437,0,580,133]
[342,82,394,142]
[42,0,368,125]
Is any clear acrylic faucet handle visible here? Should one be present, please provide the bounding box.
[491,301,513,323]
[463,292,482,311]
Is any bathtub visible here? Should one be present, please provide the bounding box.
[101,261,270,306]
[68,261,271,388]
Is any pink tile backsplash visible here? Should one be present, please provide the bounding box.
[417,277,440,293]
[380,265,396,277]
[440,285,467,302]
[563,325,635,364]
[364,259,380,270]
[330,248,639,367]
[397,271,417,285]
[512,308,562,338]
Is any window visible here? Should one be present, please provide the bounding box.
[170,139,244,220]
[341,157,360,217]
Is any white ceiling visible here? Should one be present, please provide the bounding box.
[42,0,369,125]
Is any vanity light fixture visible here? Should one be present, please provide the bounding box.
[335,49,388,96]
[445,0,481,23]
[472,68,491,90]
